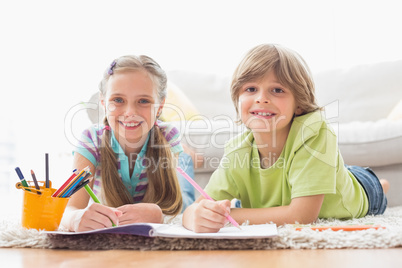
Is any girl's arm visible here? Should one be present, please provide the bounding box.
[116,203,163,225]
[60,153,121,232]
[176,152,196,211]
[231,194,325,226]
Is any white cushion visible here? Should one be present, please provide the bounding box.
[334,119,402,167]
[166,70,234,119]
[314,60,402,123]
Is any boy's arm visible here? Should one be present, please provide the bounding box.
[182,196,231,233]
[230,194,325,226]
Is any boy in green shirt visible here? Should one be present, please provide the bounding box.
[183,44,389,233]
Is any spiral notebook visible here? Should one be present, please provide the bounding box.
[44,223,278,239]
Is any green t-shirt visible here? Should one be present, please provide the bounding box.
[204,111,368,219]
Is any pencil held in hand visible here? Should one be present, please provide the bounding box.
[84,184,116,227]
[176,167,241,229]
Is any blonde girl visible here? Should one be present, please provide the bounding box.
[183,44,389,233]
[62,55,194,232]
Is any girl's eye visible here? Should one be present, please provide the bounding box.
[113,98,124,103]
[246,87,257,93]
[272,88,284,93]
[139,99,150,104]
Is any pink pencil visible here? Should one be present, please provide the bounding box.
[177,166,241,229]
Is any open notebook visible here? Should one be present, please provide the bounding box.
[44,223,278,239]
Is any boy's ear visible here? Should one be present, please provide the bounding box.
[295,106,303,116]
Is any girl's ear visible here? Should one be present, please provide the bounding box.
[100,92,106,108]
[156,98,166,117]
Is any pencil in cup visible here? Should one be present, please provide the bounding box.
[176,167,241,229]
[15,167,31,192]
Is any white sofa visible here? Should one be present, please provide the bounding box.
[165,60,402,207]
[87,60,402,207]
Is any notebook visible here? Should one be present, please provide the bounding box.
[44,223,278,239]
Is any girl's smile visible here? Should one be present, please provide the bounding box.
[120,120,142,129]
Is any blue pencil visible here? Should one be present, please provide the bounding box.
[15,167,31,192]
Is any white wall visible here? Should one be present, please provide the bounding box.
[1,0,402,189]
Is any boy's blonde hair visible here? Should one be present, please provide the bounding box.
[98,55,182,216]
[231,44,320,117]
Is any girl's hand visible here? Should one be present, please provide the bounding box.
[186,199,231,233]
[117,203,163,225]
[72,203,122,232]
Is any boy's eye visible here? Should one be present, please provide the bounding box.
[272,88,284,93]
[246,87,257,93]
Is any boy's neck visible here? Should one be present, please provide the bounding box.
[253,129,289,169]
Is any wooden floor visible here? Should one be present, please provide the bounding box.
[2,248,402,268]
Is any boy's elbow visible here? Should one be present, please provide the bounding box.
[294,215,319,225]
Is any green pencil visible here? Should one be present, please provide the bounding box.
[84,184,116,227]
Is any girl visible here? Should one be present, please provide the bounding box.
[182,44,389,233]
[62,55,194,232]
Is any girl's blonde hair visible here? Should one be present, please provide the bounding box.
[98,55,182,216]
[231,44,320,118]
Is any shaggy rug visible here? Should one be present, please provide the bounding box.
[1,206,402,250]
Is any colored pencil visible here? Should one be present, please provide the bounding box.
[56,168,88,197]
[176,166,241,229]
[30,170,41,195]
[52,170,79,197]
[295,225,385,231]
[45,153,49,188]
[68,178,91,197]
[15,167,31,192]
[84,184,116,227]
[61,172,91,198]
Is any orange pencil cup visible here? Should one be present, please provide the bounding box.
[16,181,70,231]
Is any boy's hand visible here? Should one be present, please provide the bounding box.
[190,199,231,233]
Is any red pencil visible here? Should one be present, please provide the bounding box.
[51,170,79,197]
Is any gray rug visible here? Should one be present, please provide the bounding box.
[1,206,402,250]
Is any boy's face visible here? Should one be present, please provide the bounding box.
[238,70,301,137]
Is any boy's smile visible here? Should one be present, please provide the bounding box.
[250,109,276,119]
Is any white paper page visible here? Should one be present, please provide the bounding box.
[44,223,278,239]
[153,224,277,239]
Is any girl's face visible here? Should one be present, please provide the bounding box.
[238,70,301,138]
[101,70,163,151]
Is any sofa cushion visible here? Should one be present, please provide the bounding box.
[334,119,402,167]
[314,60,402,123]
[160,81,201,121]
[387,100,402,121]
[170,119,243,173]
[166,70,235,120]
